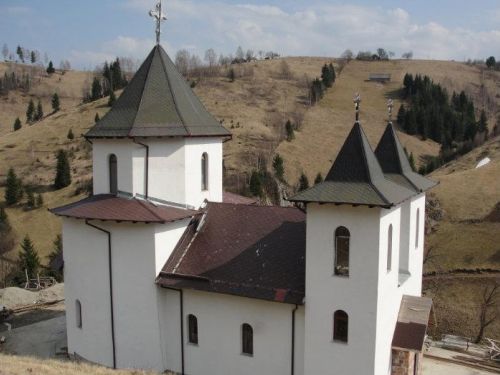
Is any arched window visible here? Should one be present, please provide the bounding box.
[387,224,393,271]
[201,153,208,191]
[333,310,348,342]
[109,154,118,195]
[334,227,350,276]
[242,323,253,355]
[188,314,198,344]
[75,299,82,329]
[415,208,420,249]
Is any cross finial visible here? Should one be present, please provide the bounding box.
[387,99,394,123]
[149,0,167,45]
[353,93,361,122]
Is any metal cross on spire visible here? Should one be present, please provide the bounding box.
[387,99,394,123]
[353,93,361,122]
[149,0,167,45]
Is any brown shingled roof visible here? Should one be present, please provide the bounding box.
[50,194,197,223]
[222,191,258,205]
[157,202,306,304]
[392,295,433,352]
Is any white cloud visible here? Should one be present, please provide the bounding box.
[119,1,500,61]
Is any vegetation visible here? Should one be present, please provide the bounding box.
[0,207,15,257]
[108,90,116,107]
[314,173,323,185]
[54,150,71,189]
[35,99,44,121]
[13,117,22,131]
[298,173,310,192]
[47,234,63,280]
[272,154,285,181]
[67,128,74,140]
[46,61,55,74]
[5,167,23,205]
[18,235,40,279]
[52,93,60,112]
[84,58,128,103]
[26,99,35,123]
[310,63,336,105]
[285,120,295,141]
[249,170,263,197]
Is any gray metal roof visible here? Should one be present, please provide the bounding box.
[289,122,416,208]
[375,123,437,192]
[86,45,231,139]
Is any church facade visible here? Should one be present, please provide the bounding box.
[52,43,435,375]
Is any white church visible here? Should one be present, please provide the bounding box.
[51,4,436,375]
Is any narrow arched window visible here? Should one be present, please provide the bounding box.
[333,310,348,342]
[188,314,198,344]
[201,153,208,191]
[109,154,117,195]
[387,224,393,271]
[75,299,82,329]
[242,323,253,355]
[334,227,350,276]
[415,208,420,249]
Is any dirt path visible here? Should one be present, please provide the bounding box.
[424,272,500,281]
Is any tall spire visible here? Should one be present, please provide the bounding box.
[353,93,361,122]
[149,0,167,45]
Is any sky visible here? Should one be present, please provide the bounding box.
[1,0,499,70]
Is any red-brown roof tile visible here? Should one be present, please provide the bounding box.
[50,194,198,223]
[157,202,306,304]
[222,191,258,205]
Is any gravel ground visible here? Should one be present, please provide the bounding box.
[0,284,64,309]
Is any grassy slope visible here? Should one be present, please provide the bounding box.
[0,354,160,375]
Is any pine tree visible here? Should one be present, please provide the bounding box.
[30,51,36,64]
[405,109,417,135]
[0,207,14,257]
[16,45,24,62]
[249,171,263,197]
[26,189,35,209]
[408,153,416,172]
[329,63,336,84]
[51,93,60,112]
[285,120,295,141]
[298,173,309,192]
[5,168,22,205]
[18,235,40,280]
[478,110,488,136]
[35,99,44,121]
[54,149,71,189]
[397,104,406,125]
[95,113,100,122]
[486,56,496,69]
[321,64,333,88]
[314,173,324,185]
[108,90,116,107]
[91,77,102,101]
[26,99,35,123]
[67,128,74,140]
[36,193,44,207]
[13,117,22,131]
[46,60,55,74]
[48,234,63,280]
[272,154,285,181]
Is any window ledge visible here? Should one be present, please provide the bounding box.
[240,352,254,357]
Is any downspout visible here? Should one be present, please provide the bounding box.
[133,139,149,199]
[85,220,116,369]
[291,304,298,375]
[165,287,185,375]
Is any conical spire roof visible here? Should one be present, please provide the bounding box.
[86,45,231,139]
[289,122,415,208]
[375,123,437,192]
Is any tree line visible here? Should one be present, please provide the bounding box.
[83,58,128,104]
[310,63,336,105]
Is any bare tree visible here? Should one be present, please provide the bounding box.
[2,44,9,60]
[341,49,353,61]
[235,46,245,61]
[402,51,413,59]
[475,282,499,343]
[175,49,191,76]
[204,48,217,67]
[246,49,255,62]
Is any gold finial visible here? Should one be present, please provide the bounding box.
[387,99,394,123]
[353,93,361,122]
[149,0,167,45]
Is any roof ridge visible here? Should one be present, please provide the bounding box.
[136,198,165,222]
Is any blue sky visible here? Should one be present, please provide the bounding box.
[1,0,499,69]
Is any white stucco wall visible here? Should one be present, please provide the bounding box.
[154,219,190,276]
[303,204,382,375]
[160,289,304,375]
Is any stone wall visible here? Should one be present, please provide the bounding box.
[391,349,423,375]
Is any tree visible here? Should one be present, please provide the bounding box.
[67,128,74,140]
[204,48,217,67]
[249,171,263,197]
[16,45,24,62]
[13,117,22,131]
[402,51,413,59]
[235,46,245,62]
[377,48,389,60]
[397,104,406,125]
[26,189,35,209]
[478,109,488,136]
[0,208,15,281]
[2,44,9,60]
[51,93,60,112]
[26,99,35,123]
[18,235,40,280]
[228,68,235,82]
[35,99,44,121]
[475,282,499,343]
[408,153,416,172]
[341,49,353,61]
[30,51,36,64]
[314,173,323,185]
[486,56,496,69]
[108,90,116,107]
[91,77,103,101]
[48,234,63,280]
[279,60,292,80]
[298,173,309,192]
[321,64,333,88]
[272,154,285,181]
[46,60,55,74]
[5,168,22,205]
[175,49,190,76]
[95,113,100,123]
[285,120,295,141]
[36,193,44,207]
[54,149,71,189]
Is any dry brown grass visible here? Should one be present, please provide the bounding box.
[0,354,162,375]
